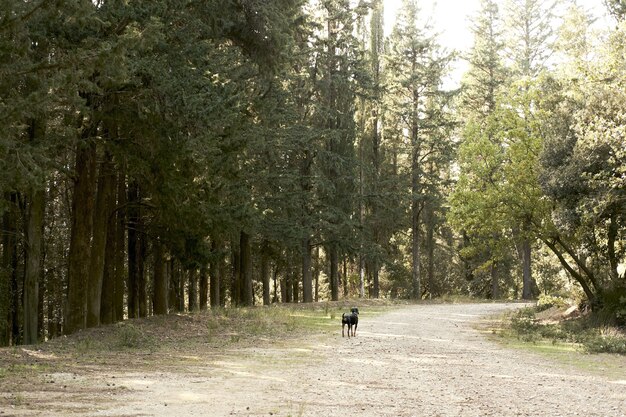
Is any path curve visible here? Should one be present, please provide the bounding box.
[99,303,626,417]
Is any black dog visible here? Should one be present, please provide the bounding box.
[341,307,359,338]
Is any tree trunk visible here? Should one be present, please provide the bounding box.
[272,265,279,303]
[302,236,312,303]
[209,240,220,308]
[231,239,241,306]
[543,238,597,305]
[329,244,339,301]
[521,239,532,300]
[491,261,499,299]
[313,246,320,302]
[218,246,228,307]
[100,167,121,324]
[425,203,436,298]
[127,181,139,319]
[0,194,15,346]
[113,170,126,322]
[153,241,168,315]
[170,259,184,312]
[100,188,116,325]
[128,182,147,318]
[188,269,198,312]
[372,258,380,299]
[291,262,299,303]
[284,263,292,303]
[359,255,365,299]
[137,224,147,318]
[607,212,620,280]
[342,258,348,298]
[261,243,270,306]
[65,140,97,335]
[24,188,44,344]
[410,67,423,301]
[411,202,422,300]
[87,151,115,328]
[199,266,208,310]
[240,231,253,306]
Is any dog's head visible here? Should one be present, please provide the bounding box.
[350,307,359,315]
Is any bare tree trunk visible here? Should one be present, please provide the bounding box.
[24,188,44,344]
[101,191,116,325]
[209,240,221,308]
[65,140,97,335]
[153,241,168,315]
[329,244,339,301]
[199,266,208,310]
[87,151,115,328]
[113,170,126,322]
[291,262,299,303]
[491,261,499,299]
[240,231,253,306]
[280,270,288,303]
[137,223,147,318]
[127,181,139,319]
[425,202,436,298]
[231,239,240,306]
[521,239,532,300]
[372,259,380,299]
[342,258,348,298]
[272,265,279,303]
[0,194,15,346]
[261,243,270,306]
[284,259,293,303]
[218,246,227,307]
[302,236,312,303]
[313,246,320,302]
[188,269,198,312]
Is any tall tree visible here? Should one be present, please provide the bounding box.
[386,0,453,299]
[450,0,509,299]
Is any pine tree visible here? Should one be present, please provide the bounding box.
[386,0,454,299]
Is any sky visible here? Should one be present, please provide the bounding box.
[382,0,612,86]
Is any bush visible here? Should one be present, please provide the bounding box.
[504,305,626,354]
[114,323,155,349]
[536,294,568,312]
[583,327,626,354]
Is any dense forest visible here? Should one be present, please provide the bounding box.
[0,0,624,346]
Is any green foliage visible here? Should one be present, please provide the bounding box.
[536,294,568,312]
[505,306,626,354]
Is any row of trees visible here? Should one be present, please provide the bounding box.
[1,0,624,346]
[450,0,626,311]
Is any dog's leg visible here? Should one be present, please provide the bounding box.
[353,322,357,337]
[342,323,345,337]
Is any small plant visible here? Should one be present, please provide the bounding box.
[13,393,25,406]
[115,323,154,349]
[76,336,102,352]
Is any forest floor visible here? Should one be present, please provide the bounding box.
[1,302,625,417]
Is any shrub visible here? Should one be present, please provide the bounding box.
[536,294,568,312]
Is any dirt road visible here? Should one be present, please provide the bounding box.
[5,303,626,416]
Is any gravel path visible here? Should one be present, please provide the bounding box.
[93,303,625,417]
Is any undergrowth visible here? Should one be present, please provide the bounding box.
[502,306,626,355]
